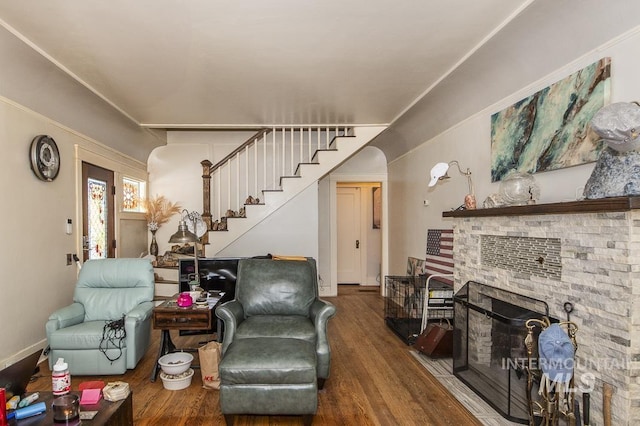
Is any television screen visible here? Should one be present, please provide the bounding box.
[177,257,242,336]
[179,257,240,295]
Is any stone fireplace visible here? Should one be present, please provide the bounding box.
[445,196,640,425]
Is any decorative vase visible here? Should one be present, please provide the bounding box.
[150,230,159,256]
[499,170,540,206]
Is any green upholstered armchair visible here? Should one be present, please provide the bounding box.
[216,258,337,386]
[45,258,155,375]
[216,258,336,425]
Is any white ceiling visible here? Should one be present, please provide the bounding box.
[0,0,531,129]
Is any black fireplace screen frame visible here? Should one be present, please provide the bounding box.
[453,281,554,424]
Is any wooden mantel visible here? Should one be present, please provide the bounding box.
[442,195,640,218]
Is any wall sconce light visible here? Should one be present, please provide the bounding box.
[169,209,205,289]
[428,160,476,209]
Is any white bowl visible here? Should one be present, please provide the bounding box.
[160,368,194,390]
[158,352,193,375]
[188,290,202,301]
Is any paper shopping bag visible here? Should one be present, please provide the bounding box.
[198,341,222,390]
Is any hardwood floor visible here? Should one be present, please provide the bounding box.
[29,286,481,425]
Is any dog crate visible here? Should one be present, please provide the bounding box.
[384,275,426,344]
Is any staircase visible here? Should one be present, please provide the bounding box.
[201,125,385,254]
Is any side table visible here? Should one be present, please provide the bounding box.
[150,298,214,382]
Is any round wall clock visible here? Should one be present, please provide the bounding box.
[30,134,60,181]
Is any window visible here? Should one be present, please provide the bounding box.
[87,177,108,259]
[122,177,146,212]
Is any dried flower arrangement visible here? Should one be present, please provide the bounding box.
[141,195,182,232]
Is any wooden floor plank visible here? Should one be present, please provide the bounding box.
[29,286,481,425]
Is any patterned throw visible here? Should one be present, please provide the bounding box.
[425,229,454,285]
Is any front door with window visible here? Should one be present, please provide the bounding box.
[82,162,115,260]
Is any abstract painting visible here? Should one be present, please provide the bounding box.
[491,58,611,182]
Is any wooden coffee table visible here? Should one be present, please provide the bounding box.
[150,298,215,382]
[8,391,132,425]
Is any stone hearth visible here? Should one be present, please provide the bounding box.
[444,196,640,425]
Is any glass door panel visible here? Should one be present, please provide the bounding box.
[82,162,115,260]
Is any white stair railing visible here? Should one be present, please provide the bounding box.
[201,126,352,231]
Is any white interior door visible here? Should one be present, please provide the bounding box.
[337,187,361,284]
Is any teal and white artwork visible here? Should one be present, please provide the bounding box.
[491,58,611,182]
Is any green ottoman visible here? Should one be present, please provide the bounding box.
[219,337,317,425]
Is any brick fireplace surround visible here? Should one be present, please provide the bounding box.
[445,196,640,425]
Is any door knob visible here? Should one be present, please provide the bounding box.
[356,240,360,249]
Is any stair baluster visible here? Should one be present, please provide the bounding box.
[198,126,379,253]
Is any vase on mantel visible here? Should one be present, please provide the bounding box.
[150,230,159,256]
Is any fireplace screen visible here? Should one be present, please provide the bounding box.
[453,281,552,424]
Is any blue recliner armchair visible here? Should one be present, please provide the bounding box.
[46,258,155,375]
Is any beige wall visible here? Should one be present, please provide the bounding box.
[387,26,640,275]
[0,24,157,366]
[0,26,163,163]
[371,0,640,163]
[0,98,147,366]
